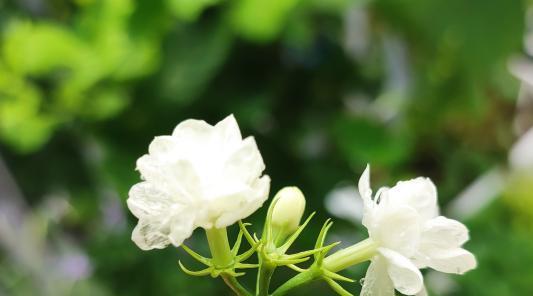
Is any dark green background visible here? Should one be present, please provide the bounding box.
[0,0,531,295]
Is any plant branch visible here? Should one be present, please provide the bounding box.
[221,274,253,296]
[271,238,377,296]
[205,228,253,296]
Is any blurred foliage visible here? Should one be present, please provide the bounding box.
[455,199,533,296]
[0,0,532,295]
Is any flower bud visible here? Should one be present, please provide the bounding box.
[270,187,306,245]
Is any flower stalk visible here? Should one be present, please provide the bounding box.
[323,238,377,272]
[221,275,252,296]
[256,257,276,296]
[205,227,233,268]
[206,228,252,296]
[271,238,377,296]
[271,266,322,296]
[256,187,314,296]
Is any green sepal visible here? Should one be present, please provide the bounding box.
[178,260,212,277]
[324,277,354,296]
[238,221,257,246]
[236,240,260,262]
[181,244,212,266]
[323,270,355,283]
[225,270,246,277]
[287,264,307,273]
[179,223,261,280]
[314,219,335,265]
[262,194,282,243]
[232,227,245,256]
[271,256,310,266]
[277,212,316,254]
[235,263,259,269]
[283,242,339,261]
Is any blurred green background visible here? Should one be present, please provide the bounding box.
[1,0,532,295]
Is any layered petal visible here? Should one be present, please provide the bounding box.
[210,175,270,228]
[132,208,195,251]
[424,247,477,274]
[387,177,439,220]
[172,118,214,148]
[369,205,421,256]
[379,248,424,295]
[361,255,395,296]
[127,182,179,219]
[132,219,171,250]
[136,157,202,201]
[127,114,270,250]
[223,137,265,185]
[213,114,243,148]
[167,212,196,247]
[413,216,474,271]
[148,136,180,157]
[421,216,469,249]
[358,164,374,209]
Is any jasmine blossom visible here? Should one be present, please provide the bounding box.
[127,115,270,250]
[358,165,476,296]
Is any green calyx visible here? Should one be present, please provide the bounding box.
[176,188,379,296]
[271,221,377,296]
[254,188,340,296]
[178,226,259,279]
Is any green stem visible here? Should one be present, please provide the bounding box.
[222,274,253,296]
[206,227,233,268]
[256,257,275,296]
[270,267,321,296]
[271,238,377,296]
[205,228,252,296]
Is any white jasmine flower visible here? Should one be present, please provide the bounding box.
[358,165,476,296]
[127,115,270,250]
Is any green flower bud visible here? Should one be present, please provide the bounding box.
[270,187,306,245]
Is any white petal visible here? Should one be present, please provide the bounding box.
[136,157,201,200]
[421,216,469,249]
[127,182,177,219]
[416,286,428,296]
[165,159,203,199]
[370,205,421,256]
[379,248,424,295]
[132,204,196,250]
[388,177,439,220]
[425,248,477,274]
[358,164,374,208]
[168,212,196,247]
[131,219,171,251]
[136,154,172,188]
[223,137,265,185]
[148,136,179,156]
[213,114,242,147]
[361,256,395,296]
[170,119,216,163]
[211,175,270,228]
[410,251,430,269]
[172,118,213,140]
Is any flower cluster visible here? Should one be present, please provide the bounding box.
[126,115,476,296]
